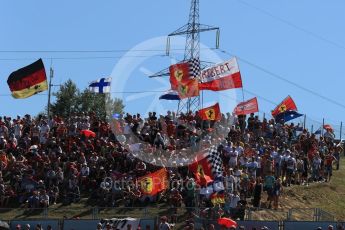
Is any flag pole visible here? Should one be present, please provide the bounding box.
[241,82,246,134]
[303,114,306,130]
[322,118,325,137]
[311,125,314,133]
[47,65,54,119]
[340,121,343,140]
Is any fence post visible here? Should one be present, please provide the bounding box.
[144,207,148,217]
[43,208,48,219]
[246,209,251,220]
[287,209,292,221]
[93,207,99,220]
[279,221,284,230]
[314,208,319,221]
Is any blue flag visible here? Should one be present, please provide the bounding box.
[314,128,322,135]
[275,110,303,123]
[159,90,180,100]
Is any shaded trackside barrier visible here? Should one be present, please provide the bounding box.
[10,220,59,230]
[7,219,345,230]
[194,218,280,230]
[284,221,340,230]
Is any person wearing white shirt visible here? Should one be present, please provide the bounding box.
[286,154,296,186]
[39,121,50,144]
[236,144,244,156]
[224,169,235,195]
[247,157,259,179]
[228,147,238,168]
[80,164,90,177]
[229,191,240,216]
[233,167,242,191]
[13,122,22,139]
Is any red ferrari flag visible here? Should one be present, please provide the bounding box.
[199,57,242,91]
[137,168,168,196]
[189,153,213,186]
[233,97,259,115]
[169,62,191,90]
[198,103,221,121]
[176,79,199,99]
[169,59,200,90]
[271,95,297,117]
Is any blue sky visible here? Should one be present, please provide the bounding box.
[1,0,345,136]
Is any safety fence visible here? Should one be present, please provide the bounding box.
[7,219,345,230]
[0,206,335,222]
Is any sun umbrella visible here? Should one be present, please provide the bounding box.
[0,221,9,230]
[217,217,237,228]
[81,129,96,138]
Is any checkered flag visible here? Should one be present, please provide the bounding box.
[206,145,223,177]
[188,58,201,78]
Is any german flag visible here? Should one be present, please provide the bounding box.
[7,59,48,99]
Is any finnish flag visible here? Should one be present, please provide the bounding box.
[89,77,112,93]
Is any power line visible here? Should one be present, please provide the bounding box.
[236,0,345,52]
[0,54,168,61]
[0,48,215,54]
[0,90,167,97]
[219,49,345,110]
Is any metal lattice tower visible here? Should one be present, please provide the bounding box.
[150,0,219,114]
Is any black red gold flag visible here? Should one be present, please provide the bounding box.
[7,59,48,99]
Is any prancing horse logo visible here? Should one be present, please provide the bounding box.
[205,108,215,120]
[174,69,184,82]
[279,104,287,113]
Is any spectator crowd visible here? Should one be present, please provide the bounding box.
[0,111,342,227]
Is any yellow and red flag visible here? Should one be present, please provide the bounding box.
[137,168,168,196]
[271,95,297,117]
[198,103,221,121]
[189,153,213,186]
[176,79,199,99]
[169,62,191,90]
[7,59,48,99]
[211,192,225,205]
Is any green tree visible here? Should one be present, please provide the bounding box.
[50,79,125,120]
[50,79,80,118]
[78,89,125,120]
